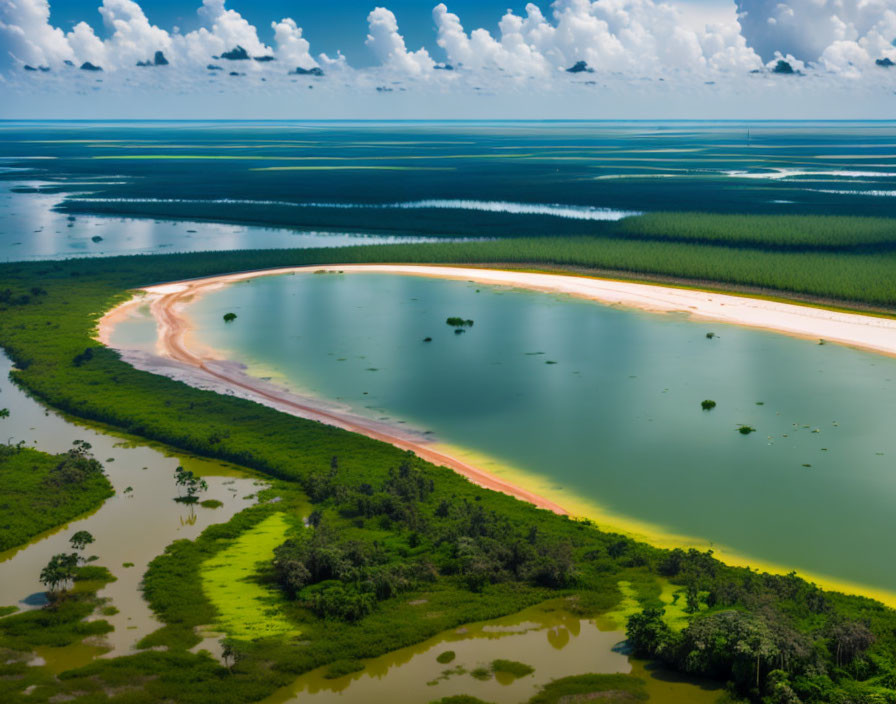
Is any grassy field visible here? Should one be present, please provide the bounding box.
[200,512,296,640]
[1,245,896,702]
[0,446,113,553]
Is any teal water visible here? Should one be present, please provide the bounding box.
[182,272,896,594]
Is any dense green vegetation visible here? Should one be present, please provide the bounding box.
[4,225,895,313]
[618,213,896,250]
[0,444,113,552]
[2,245,896,702]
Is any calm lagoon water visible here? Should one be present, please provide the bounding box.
[184,272,896,595]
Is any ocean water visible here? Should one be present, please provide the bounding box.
[182,272,896,596]
[3,121,896,260]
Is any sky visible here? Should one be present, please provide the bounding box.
[2,0,896,119]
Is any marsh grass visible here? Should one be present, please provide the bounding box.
[0,446,113,552]
[618,212,896,250]
[528,673,648,703]
[491,659,534,678]
[323,659,365,679]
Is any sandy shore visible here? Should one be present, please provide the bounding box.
[97,263,896,516]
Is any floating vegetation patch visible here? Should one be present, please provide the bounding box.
[528,673,648,703]
[436,650,456,664]
[446,317,474,327]
[491,658,534,678]
[200,512,294,639]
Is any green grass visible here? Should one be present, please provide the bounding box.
[0,566,115,651]
[436,650,456,664]
[528,673,648,703]
[0,446,113,552]
[323,659,365,679]
[200,512,295,640]
[491,659,534,678]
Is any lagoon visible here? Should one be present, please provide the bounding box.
[173,271,896,597]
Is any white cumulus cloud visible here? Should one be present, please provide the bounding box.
[1,0,896,112]
[432,0,763,76]
[272,17,317,69]
[736,0,896,65]
[365,7,434,75]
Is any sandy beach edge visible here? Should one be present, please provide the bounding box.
[96,264,896,606]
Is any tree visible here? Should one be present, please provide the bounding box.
[174,465,208,503]
[223,312,237,323]
[69,530,94,560]
[829,620,875,668]
[39,553,79,595]
[684,578,701,613]
[626,607,672,658]
[0,408,9,419]
[221,638,243,673]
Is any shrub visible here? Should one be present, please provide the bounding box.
[491,659,534,678]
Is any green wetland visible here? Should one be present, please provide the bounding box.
[3,122,896,703]
[0,352,260,658]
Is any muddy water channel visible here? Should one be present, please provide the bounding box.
[263,601,722,704]
[0,352,260,664]
[0,349,723,701]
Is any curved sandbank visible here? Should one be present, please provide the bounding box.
[97,264,896,605]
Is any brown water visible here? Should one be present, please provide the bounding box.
[0,349,725,702]
[0,352,261,658]
[262,600,723,704]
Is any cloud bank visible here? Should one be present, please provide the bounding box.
[2,0,896,117]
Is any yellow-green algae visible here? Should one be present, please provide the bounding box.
[430,441,896,608]
[200,512,294,640]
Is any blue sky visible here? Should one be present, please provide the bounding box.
[35,1,534,64]
[1,0,895,119]
[19,0,740,67]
